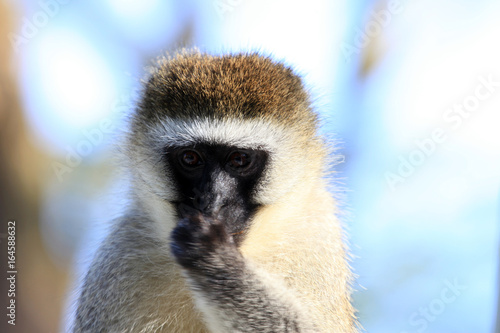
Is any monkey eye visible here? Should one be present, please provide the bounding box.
[180,150,203,167]
[227,151,250,169]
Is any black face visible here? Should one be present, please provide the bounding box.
[165,143,268,243]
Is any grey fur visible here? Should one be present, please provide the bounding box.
[72,51,357,333]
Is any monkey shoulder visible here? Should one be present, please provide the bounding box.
[74,214,178,332]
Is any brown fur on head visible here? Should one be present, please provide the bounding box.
[136,51,318,138]
[127,51,327,212]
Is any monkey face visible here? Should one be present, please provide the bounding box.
[164,143,268,243]
[128,52,326,243]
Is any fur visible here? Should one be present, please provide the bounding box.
[72,51,357,332]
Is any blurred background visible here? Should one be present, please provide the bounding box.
[0,0,499,332]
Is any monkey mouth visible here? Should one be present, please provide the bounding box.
[175,200,255,244]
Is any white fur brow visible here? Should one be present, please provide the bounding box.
[150,117,289,152]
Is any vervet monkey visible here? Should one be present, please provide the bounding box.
[73,51,357,332]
